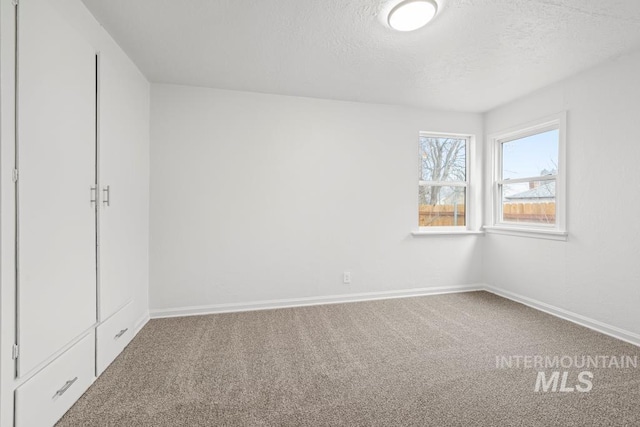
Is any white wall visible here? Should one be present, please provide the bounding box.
[483,49,640,337]
[150,84,484,313]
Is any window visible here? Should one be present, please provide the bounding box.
[490,113,566,238]
[418,133,469,229]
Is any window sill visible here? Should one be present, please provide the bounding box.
[483,226,568,241]
[411,230,484,236]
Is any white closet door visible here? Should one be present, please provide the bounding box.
[17,0,97,376]
[97,54,143,319]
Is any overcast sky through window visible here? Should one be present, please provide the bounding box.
[503,129,559,180]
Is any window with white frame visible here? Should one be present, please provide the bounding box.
[492,113,566,233]
[418,133,469,229]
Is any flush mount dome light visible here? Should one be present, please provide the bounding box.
[388,0,438,32]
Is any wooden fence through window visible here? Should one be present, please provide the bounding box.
[419,202,556,226]
[418,204,465,227]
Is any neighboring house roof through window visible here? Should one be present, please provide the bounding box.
[505,181,555,202]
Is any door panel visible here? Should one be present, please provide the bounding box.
[98,54,145,319]
[17,0,97,376]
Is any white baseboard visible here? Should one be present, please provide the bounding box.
[133,311,150,335]
[150,284,484,319]
[148,283,639,348]
[484,285,640,348]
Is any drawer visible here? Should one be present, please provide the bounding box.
[96,302,133,375]
[15,333,95,427]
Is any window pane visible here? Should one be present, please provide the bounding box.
[420,137,466,182]
[418,186,465,227]
[502,129,558,180]
[501,180,555,224]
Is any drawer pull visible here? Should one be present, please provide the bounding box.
[54,377,78,398]
[114,328,128,339]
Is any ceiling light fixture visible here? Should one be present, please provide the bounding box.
[388,0,438,32]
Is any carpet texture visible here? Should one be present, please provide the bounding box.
[57,291,640,426]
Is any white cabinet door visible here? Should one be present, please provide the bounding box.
[17,0,97,376]
[97,54,148,320]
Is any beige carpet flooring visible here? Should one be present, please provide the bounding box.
[57,291,640,426]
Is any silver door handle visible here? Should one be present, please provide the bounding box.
[54,377,78,398]
[115,328,128,339]
[102,185,110,207]
[90,186,97,207]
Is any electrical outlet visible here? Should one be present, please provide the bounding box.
[343,272,351,284]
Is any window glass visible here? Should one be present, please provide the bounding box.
[419,186,466,227]
[502,129,558,180]
[420,137,466,182]
[498,126,560,227]
[418,135,468,228]
[501,181,555,225]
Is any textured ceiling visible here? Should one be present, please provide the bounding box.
[81,0,640,112]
